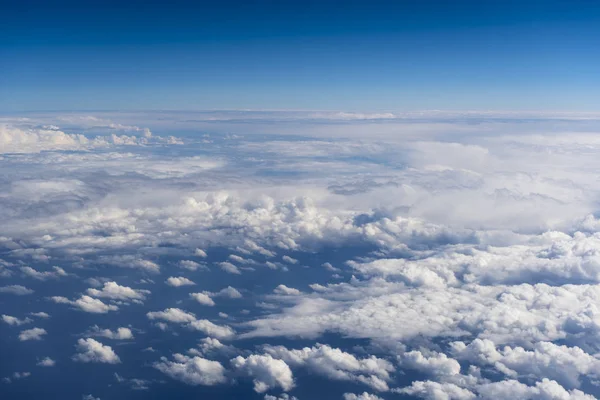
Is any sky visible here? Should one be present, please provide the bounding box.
[2,0,600,112]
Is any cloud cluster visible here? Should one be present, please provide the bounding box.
[4,112,600,398]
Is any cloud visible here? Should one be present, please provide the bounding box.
[87,325,134,340]
[37,357,56,367]
[50,295,119,313]
[263,344,394,391]
[476,379,595,400]
[18,327,47,341]
[399,350,461,379]
[395,381,476,400]
[219,262,241,274]
[21,265,67,280]
[264,395,298,400]
[30,312,50,318]
[72,338,120,364]
[194,248,208,258]
[343,393,384,400]
[188,320,235,339]
[0,285,34,295]
[165,277,195,287]
[0,124,181,154]
[193,286,243,306]
[86,281,149,302]
[450,339,600,389]
[154,354,226,386]
[147,308,197,323]
[2,315,32,326]
[214,286,243,299]
[179,260,208,271]
[2,372,31,383]
[146,307,234,338]
[273,285,301,296]
[282,255,298,264]
[231,354,294,393]
[190,292,215,306]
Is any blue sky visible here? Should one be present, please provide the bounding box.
[2,0,600,112]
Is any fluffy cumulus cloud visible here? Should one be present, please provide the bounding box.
[86,282,149,302]
[87,325,134,340]
[36,357,56,367]
[50,295,119,313]
[21,266,67,280]
[343,393,384,400]
[450,339,600,389]
[153,354,226,386]
[72,338,121,364]
[2,315,32,326]
[190,292,216,306]
[4,112,600,398]
[231,354,295,393]
[395,381,476,400]
[18,327,47,341]
[0,285,34,295]
[263,344,394,391]
[146,308,234,339]
[165,276,195,287]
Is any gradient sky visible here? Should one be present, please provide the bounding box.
[2,0,600,112]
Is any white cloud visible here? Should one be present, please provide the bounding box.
[0,124,181,154]
[0,285,34,295]
[263,344,394,391]
[194,248,208,258]
[399,350,461,379]
[219,262,241,274]
[147,308,197,323]
[264,395,298,400]
[273,285,301,296]
[146,307,235,339]
[21,265,67,280]
[450,339,600,389]
[2,371,31,383]
[343,393,384,400]
[72,338,120,364]
[188,320,235,339]
[477,379,595,400]
[190,292,216,306]
[154,354,226,386]
[87,325,134,340]
[86,281,149,302]
[215,286,242,299]
[18,327,47,341]
[2,315,32,326]
[50,295,119,313]
[179,260,207,271]
[37,357,56,367]
[395,381,476,400]
[231,354,294,393]
[166,276,195,287]
[282,255,298,264]
[30,312,50,318]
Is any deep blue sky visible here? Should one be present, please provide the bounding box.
[1,0,599,112]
